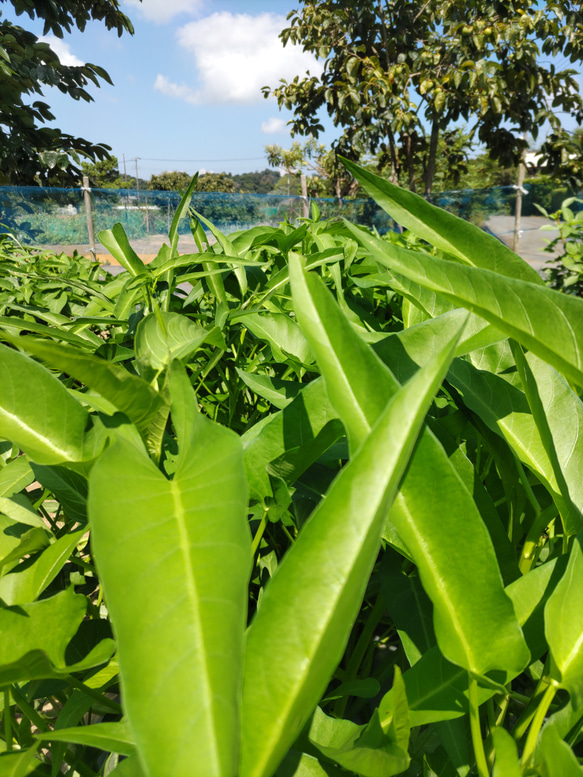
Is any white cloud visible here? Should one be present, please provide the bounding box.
[154,74,198,103]
[155,12,322,106]
[38,36,83,66]
[124,0,203,24]
[261,117,287,134]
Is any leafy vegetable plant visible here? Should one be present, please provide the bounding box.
[0,159,583,777]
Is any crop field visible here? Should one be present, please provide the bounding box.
[0,161,582,777]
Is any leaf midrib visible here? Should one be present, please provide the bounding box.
[169,479,220,774]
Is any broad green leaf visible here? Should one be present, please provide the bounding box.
[492,727,521,777]
[0,456,34,497]
[447,357,579,534]
[134,311,211,371]
[288,253,398,453]
[275,752,343,777]
[0,316,100,349]
[339,156,542,284]
[512,346,583,535]
[289,253,528,678]
[36,720,135,756]
[307,707,409,777]
[0,588,85,674]
[346,225,583,388]
[236,369,303,410]
[5,336,164,438]
[241,378,343,501]
[545,536,583,708]
[432,718,471,777]
[0,529,85,605]
[30,463,87,523]
[0,525,49,574]
[0,343,88,465]
[98,223,146,277]
[388,561,560,727]
[89,396,251,777]
[387,442,529,677]
[0,494,47,528]
[537,724,583,777]
[234,311,314,366]
[241,330,461,777]
[0,747,43,777]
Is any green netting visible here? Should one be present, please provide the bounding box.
[0,179,575,250]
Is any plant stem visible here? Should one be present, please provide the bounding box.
[519,504,557,573]
[251,511,268,558]
[521,682,556,767]
[10,684,50,732]
[3,687,12,751]
[469,674,490,777]
[333,595,386,718]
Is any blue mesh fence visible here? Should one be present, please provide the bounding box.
[0,180,576,254]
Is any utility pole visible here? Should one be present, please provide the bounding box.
[122,153,127,184]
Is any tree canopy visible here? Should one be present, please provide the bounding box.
[0,0,136,185]
[266,0,583,194]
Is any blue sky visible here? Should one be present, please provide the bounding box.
[4,0,581,181]
[5,0,339,179]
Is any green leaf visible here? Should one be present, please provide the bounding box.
[0,747,44,777]
[447,357,579,534]
[169,174,199,256]
[388,441,529,677]
[98,223,146,277]
[0,456,34,498]
[339,157,542,284]
[307,707,409,777]
[234,311,314,366]
[107,756,147,777]
[274,751,343,777]
[0,343,88,465]
[30,463,87,523]
[36,720,135,756]
[0,589,85,677]
[545,536,583,708]
[135,311,212,371]
[537,724,583,776]
[236,370,303,410]
[89,385,251,777]
[512,346,583,535]
[288,253,398,453]
[240,328,461,777]
[492,727,521,777]
[289,252,528,678]
[346,226,583,388]
[0,529,85,605]
[5,336,164,439]
[241,378,343,501]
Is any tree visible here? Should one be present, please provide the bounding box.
[0,0,136,185]
[149,171,192,192]
[196,173,236,193]
[265,139,361,198]
[266,0,583,194]
[80,156,127,188]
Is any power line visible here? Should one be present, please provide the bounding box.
[139,156,266,163]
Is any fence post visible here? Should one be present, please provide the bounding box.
[82,176,96,262]
[300,174,310,219]
[512,153,527,253]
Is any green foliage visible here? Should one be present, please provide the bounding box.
[149,171,193,192]
[1,161,583,777]
[80,157,129,189]
[0,1,135,185]
[537,197,583,296]
[266,0,583,194]
[197,172,236,194]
